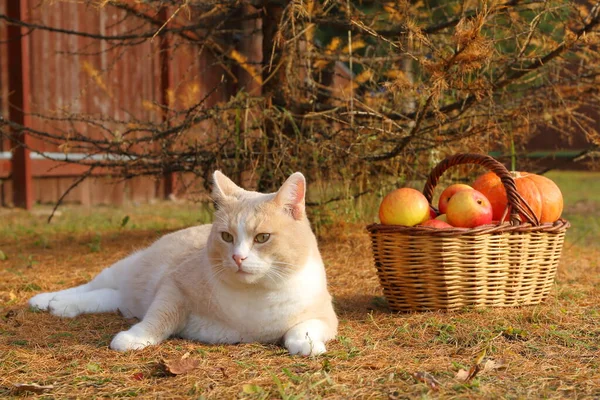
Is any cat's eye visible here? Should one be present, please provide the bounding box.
[254,233,270,243]
[221,232,234,243]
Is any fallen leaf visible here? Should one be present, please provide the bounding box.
[12,383,54,394]
[455,358,506,382]
[131,372,144,381]
[455,368,470,381]
[160,352,200,375]
[413,371,440,391]
[465,363,482,382]
[454,364,482,382]
[0,250,7,260]
[481,358,506,373]
[474,348,487,365]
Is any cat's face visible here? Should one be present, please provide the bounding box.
[208,172,317,287]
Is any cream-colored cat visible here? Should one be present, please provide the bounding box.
[29,171,338,356]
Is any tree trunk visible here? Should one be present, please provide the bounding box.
[258,2,285,192]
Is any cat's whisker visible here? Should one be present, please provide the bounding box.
[210,266,227,280]
[206,262,228,283]
[270,264,293,274]
[270,264,297,278]
[266,268,292,283]
[264,271,278,285]
[271,261,301,268]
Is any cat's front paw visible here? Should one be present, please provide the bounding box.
[110,329,157,351]
[29,292,56,311]
[285,338,326,357]
[47,296,81,318]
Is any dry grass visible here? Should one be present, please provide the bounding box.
[1,204,599,399]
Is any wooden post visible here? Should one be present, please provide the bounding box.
[7,0,33,209]
[159,7,177,199]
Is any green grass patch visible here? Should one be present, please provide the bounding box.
[545,171,600,249]
[0,202,213,241]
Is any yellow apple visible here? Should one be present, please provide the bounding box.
[379,188,430,226]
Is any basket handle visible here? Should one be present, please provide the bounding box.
[422,153,540,225]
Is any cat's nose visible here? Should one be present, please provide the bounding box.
[232,254,246,268]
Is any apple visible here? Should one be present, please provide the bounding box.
[446,189,493,228]
[379,188,430,226]
[420,219,453,229]
[429,208,438,220]
[435,214,448,223]
[438,183,472,214]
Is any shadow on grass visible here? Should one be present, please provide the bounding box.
[333,294,391,319]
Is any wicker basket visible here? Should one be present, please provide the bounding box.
[367,153,570,312]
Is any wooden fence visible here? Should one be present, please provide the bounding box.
[0,0,258,208]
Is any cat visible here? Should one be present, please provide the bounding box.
[28,171,338,356]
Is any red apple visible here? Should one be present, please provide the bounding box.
[379,188,430,226]
[420,219,453,229]
[429,208,438,220]
[438,184,472,214]
[446,190,493,228]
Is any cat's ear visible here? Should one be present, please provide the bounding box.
[274,172,306,220]
[212,171,242,203]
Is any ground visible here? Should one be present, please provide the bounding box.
[0,171,599,399]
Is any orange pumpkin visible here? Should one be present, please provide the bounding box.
[472,171,563,223]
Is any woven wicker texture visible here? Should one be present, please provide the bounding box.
[367,154,570,312]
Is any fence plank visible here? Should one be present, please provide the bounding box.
[7,0,33,209]
[159,6,178,199]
